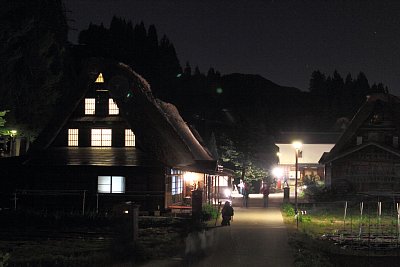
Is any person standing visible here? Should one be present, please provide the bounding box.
[261,183,270,208]
[221,201,234,226]
[242,182,249,208]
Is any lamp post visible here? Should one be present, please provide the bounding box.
[9,130,17,156]
[292,141,302,229]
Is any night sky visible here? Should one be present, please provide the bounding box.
[65,0,400,94]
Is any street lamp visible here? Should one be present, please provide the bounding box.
[292,141,302,229]
[9,130,17,156]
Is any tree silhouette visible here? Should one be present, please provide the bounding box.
[0,0,73,138]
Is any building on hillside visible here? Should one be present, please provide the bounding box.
[320,94,400,194]
[274,132,340,188]
[0,59,232,213]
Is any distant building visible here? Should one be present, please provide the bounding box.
[0,59,230,213]
[320,94,400,194]
[275,132,340,187]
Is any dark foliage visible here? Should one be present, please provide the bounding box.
[77,16,182,99]
[0,0,75,139]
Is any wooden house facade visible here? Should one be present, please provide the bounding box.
[320,94,400,194]
[0,59,220,213]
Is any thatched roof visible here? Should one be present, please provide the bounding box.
[320,93,400,164]
[29,58,216,170]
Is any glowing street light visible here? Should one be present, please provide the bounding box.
[292,141,302,229]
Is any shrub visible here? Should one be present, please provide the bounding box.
[202,204,219,221]
[282,203,295,217]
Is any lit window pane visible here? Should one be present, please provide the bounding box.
[98,176,111,193]
[109,99,119,115]
[112,176,125,193]
[91,129,112,147]
[171,169,183,195]
[125,129,135,146]
[95,73,104,83]
[102,129,112,146]
[85,98,96,115]
[68,129,79,146]
[97,176,125,194]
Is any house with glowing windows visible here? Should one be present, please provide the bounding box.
[1,60,222,213]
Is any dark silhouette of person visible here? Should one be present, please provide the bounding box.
[242,182,249,208]
[221,201,234,226]
[260,183,270,208]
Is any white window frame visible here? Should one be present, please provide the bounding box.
[68,129,79,146]
[171,169,183,195]
[85,98,96,115]
[91,129,112,147]
[125,129,136,147]
[98,176,125,193]
[108,98,119,115]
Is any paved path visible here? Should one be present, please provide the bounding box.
[187,206,294,267]
[138,193,294,267]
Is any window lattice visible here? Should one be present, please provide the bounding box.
[91,129,112,146]
[95,73,104,83]
[125,129,136,146]
[108,99,119,115]
[68,129,79,146]
[171,169,183,195]
[85,98,96,115]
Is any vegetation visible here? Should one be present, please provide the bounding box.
[0,210,191,266]
[201,203,219,221]
[0,0,75,140]
[282,201,400,266]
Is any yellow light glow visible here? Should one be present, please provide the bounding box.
[183,172,196,183]
[95,73,104,83]
[292,141,302,150]
[10,130,17,136]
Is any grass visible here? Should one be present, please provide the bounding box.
[0,212,192,267]
[281,202,400,267]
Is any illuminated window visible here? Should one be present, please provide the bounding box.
[98,176,125,193]
[95,73,104,83]
[109,99,119,115]
[171,169,183,195]
[68,129,79,146]
[85,98,96,115]
[91,129,112,146]
[125,129,135,146]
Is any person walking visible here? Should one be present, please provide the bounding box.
[221,201,234,226]
[242,183,249,208]
[261,183,270,208]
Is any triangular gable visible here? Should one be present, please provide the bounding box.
[323,94,400,162]
[29,58,215,169]
[322,142,400,164]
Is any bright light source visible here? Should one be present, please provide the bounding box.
[216,87,223,94]
[292,141,302,150]
[272,167,284,178]
[95,73,104,83]
[183,172,196,183]
[124,210,129,214]
[10,130,17,137]
[224,189,231,198]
